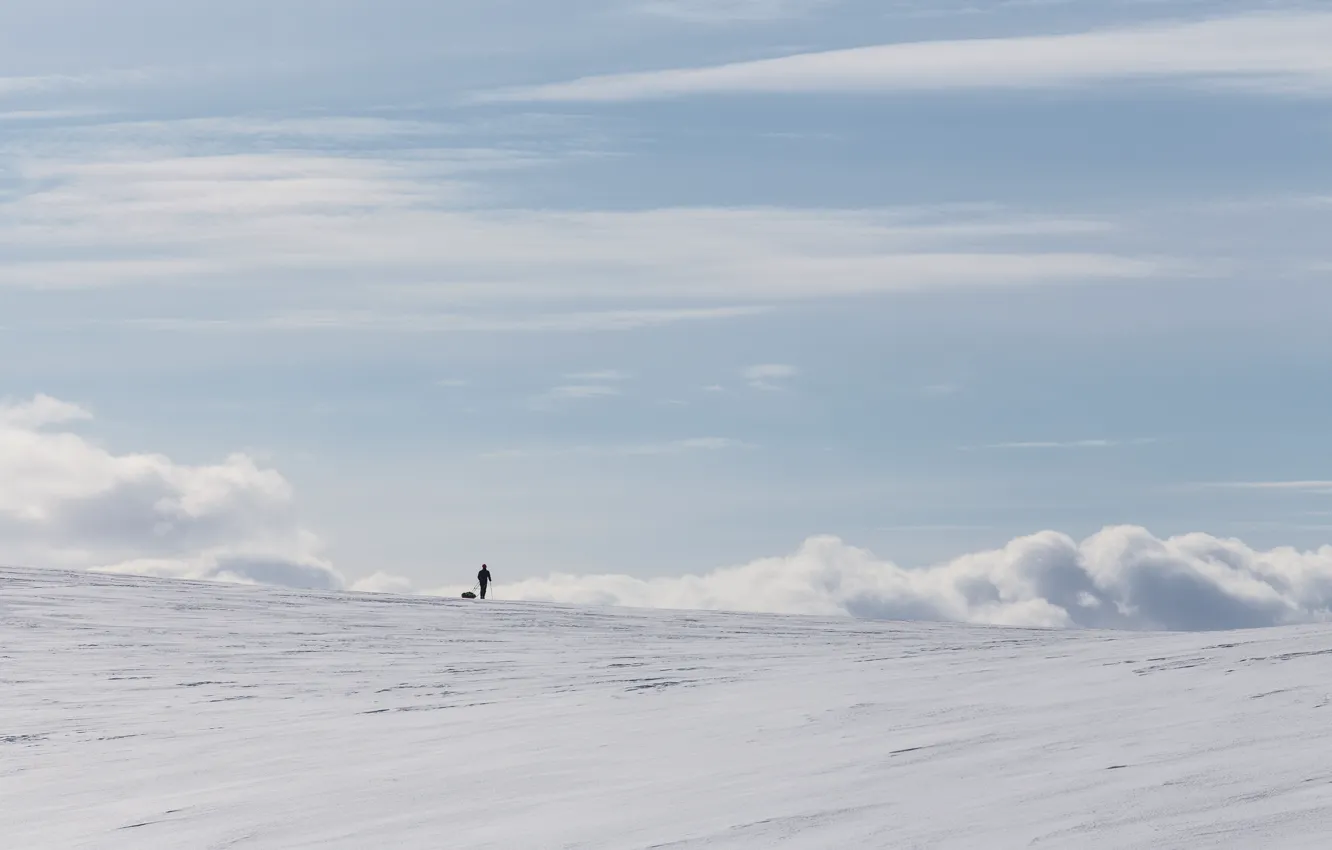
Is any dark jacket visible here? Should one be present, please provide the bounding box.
[477,568,491,585]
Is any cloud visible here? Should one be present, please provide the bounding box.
[12,401,1331,634]
[547,385,620,400]
[564,369,629,381]
[743,363,797,390]
[350,572,417,595]
[1198,481,1332,494]
[530,384,622,410]
[0,108,112,123]
[0,69,154,98]
[0,394,92,429]
[486,11,1332,103]
[922,383,961,397]
[531,370,636,408]
[96,551,343,592]
[124,307,773,334]
[620,436,745,454]
[975,437,1157,450]
[636,0,831,23]
[743,363,796,380]
[0,131,1163,309]
[481,436,747,459]
[429,527,1332,631]
[0,394,342,590]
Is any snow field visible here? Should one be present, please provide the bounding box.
[5,567,1332,848]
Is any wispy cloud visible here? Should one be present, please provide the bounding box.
[1198,480,1332,494]
[529,377,626,410]
[0,137,1165,307]
[544,384,620,401]
[743,363,798,390]
[0,394,92,429]
[922,382,961,397]
[0,69,155,98]
[481,436,748,459]
[564,370,630,382]
[976,438,1156,450]
[0,108,113,123]
[876,523,995,532]
[117,307,772,334]
[636,0,832,23]
[486,12,1332,103]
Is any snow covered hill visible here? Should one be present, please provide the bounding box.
[5,568,1332,849]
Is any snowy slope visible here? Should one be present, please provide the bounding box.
[5,568,1332,849]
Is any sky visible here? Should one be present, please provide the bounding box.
[3,0,1332,625]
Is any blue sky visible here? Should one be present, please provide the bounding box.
[2,0,1331,591]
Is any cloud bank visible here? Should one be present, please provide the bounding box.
[9,394,1332,632]
[432,528,1332,632]
[488,11,1332,103]
[0,394,342,590]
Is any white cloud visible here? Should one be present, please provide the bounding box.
[0,69,154,98]
[0,394,92,429]
[531,371,636,408]
[564,369,630,381]
[350,572,417,595]
[424,527,1332,631]
[486,11,1332,103]
[112,115,451,140]
[1200,481,1332,494]
[629,436,745,454]
[11,400,1332,633]
[0,394,341,590]
[530,386,618,413]
[552,384,620,399]
[481,436,747,459]
[922,383,961,397]
[976,437,1156,450]
[0,137,1162,308]
[743,363,796,380]
[125,307,773,334]
[637,0,832,23]
[0,108,111,122]
[743,363,797,389]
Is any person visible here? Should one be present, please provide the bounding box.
[477,564,492,599]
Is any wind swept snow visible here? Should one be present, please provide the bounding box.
[5,568,1332,848]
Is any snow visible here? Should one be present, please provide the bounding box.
[5,568,1332,848]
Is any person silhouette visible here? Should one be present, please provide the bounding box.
[477,564,492,599]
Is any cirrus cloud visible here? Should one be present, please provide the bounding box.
[486,11,1332,103]
[0,127,1163,311]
